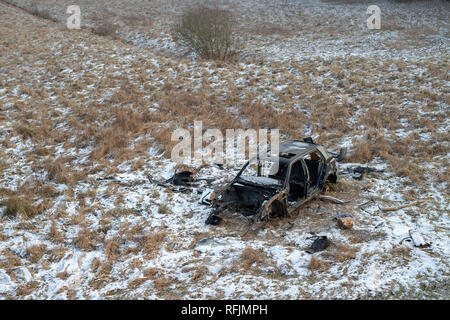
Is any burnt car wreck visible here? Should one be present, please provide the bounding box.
[202,139,345,225]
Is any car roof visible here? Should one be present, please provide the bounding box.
[279,140,317,157]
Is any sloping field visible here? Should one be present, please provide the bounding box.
[0,1,449,299]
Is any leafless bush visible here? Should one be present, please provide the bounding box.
[29,3,57,22]
[92,13,118,37]
[173,7,242,60]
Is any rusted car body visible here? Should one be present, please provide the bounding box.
[204,139,343,225]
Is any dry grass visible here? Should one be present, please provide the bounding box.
[240,247,267,271]
[127,277,148,289]
[308,255,331,272]
[105,238,120,261]
[142,230,167,257]
[153,276,175,294]
[0,248,22,270]
[26,244,47,263]
[73,226,98,251]
[322,243,358,263]
[48,246,69,263]
[43,158,73,185]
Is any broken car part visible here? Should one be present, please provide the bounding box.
[204,138,340,225]
[147,167,215,194]
[332,213,354,229]
[318,195,349,204]
[400,230,431,248]
[306,235,331,254]
[337,217,354,229]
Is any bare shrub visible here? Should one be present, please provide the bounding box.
[121,14,152,27]
[29,3,57,22]
[92,13,118,37]
[26,244,47,263]
[173,7,242,60]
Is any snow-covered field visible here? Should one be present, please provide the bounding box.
[0,0,449,299]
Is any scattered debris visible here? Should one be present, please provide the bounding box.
[280,222,294,230]
[96,176,148,186]
[318,195,349,204]
[329,147,347,162]
[342,166,385,180]
[96,176,119,182]
[375,222,384,228]
[380,199,430,212]
[147,166,214,192]
[337,217,354,229]
[358,199,375,213]
[333,213,354,230]
[401,230,432,248]
[199,189,215,205]
[205,214,222,226]
[147,169,195,187]
[306,235,331,254]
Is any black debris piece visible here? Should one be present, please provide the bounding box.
[169,171,194,185]
[205,214,223,225]
[350,166,385,180]
[306,235,331,253]
[332,212,353,222]
[400,230,432,248]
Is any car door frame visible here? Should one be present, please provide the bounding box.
[283,156,309,200]
[303,149,326,192]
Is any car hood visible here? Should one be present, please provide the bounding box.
[235,176,283,188]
